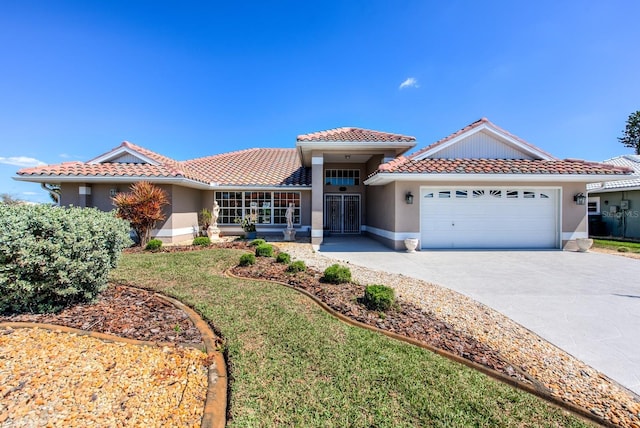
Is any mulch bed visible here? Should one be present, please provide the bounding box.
[0,284,204,345]
[229,249,536,386]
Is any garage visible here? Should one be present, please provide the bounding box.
[420,187,560,249]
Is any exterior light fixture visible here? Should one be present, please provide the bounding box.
[405,191,414,204]
[110,188,119,197]
[574,193,586,205]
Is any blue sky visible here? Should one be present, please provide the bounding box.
[1,1,639,203]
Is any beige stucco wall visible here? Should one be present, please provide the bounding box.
[365,180,592,250]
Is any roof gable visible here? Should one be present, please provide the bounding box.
[411,118,556,161]
[88,142,162,165]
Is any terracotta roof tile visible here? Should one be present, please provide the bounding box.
[371,158,633,177]
[184,148,310,186]
[297,127,416,142]
[18,144,310,187]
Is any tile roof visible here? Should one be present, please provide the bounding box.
[297,127,416,142]
[184,148,310,186]
[372,157,633,176]
[17,143,311,187]
[588,155,640,190]
[409,118,556,160]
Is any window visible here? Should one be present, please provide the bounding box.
[507,190,518,198]
[588,197,600,214]
[523,191,535,199]
[215,191,301,225]
[423,192,434,198]
[325,169,360,186]
[472,190,485,198]
[489,190,502,198]
[456,190,468,198]
[438,191,451,198]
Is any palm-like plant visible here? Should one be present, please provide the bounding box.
[112,181,169,245]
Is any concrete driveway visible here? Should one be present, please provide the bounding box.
[318,237,640,396]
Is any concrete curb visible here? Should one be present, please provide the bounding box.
[226,268,615,428]
[0,289,227,428]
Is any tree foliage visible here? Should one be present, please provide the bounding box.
[618,110,640,155]
[112,181,169,245]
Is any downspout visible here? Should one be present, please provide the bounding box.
[41,183,61,206]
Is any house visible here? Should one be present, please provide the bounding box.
[15,118,633,250]
[588,155,640,239]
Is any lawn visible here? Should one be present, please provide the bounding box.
[593,239,640,253]
[110,248,590,427]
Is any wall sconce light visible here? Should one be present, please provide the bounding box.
[405,192,414,204]
[573,193,586,205]
[110,188,119,197]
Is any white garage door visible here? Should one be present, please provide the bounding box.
[420,188,559,249]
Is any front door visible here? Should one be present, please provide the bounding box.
[324,194,361,234]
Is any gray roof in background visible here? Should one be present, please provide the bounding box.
[588,155,640,191]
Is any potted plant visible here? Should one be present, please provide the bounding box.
[235,216,257,239]
[199,208,212,236]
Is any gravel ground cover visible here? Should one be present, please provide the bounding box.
[0,285,215,428]
[0,327,208,427]
[273,241,640,428]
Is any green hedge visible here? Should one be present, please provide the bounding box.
[322,264,352,284]
[255,244,274,257]
[363,284,395,311]
[239,253,256,266]
[0,204,132,314]
[145,238,163,251]
[193,236,211,246]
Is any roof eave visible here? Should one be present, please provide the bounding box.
[364,172,633,186]
[296,141,416,166]
[13,175,212,190]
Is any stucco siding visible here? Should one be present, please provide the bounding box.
[592,190,640,239]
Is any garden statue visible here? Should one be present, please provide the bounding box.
[208,201,221,241]
[285,202,294,229]
[283,202,296,241]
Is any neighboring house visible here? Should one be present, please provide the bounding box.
[15,118,632,250]
[588,155,640,239]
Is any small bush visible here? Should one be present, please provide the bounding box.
[364,284,395,311]
[250,239,265,247]
[239,253,256,266]
[145,239,163,251]
[0,204,132,314]
[255,244,274,257]
[323,264,351,284]
[276,252,291,264]
[193,236,211,246]
[618,246,630,253]
[286,260,306,273]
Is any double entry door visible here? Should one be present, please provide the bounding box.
[324,194,361,234]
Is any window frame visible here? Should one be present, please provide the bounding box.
[214,191,301,225]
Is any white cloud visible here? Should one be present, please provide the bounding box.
[0,156,46,167]
[399,77,419,90]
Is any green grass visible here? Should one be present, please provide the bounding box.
[110,249,589,427]
[593,239,640,252]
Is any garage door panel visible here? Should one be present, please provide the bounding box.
[420,188,559,249]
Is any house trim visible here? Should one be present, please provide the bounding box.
[365,173,629,186]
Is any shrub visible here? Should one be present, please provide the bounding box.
[255,244,274,257]
[286,260,306,273]
[250,239,265,247]
[276,252,291,264]
[112,181,169,246]
[618,246,630,253]
[323,264,351,284]
[145,239,163,251]
[193,236,211,246]
[239,253,256,266]
[0,204,132,314]
[363,284,395,311]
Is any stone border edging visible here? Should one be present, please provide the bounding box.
[0,290,227,428]
[155,293,227,428]
[225,268,614,428]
